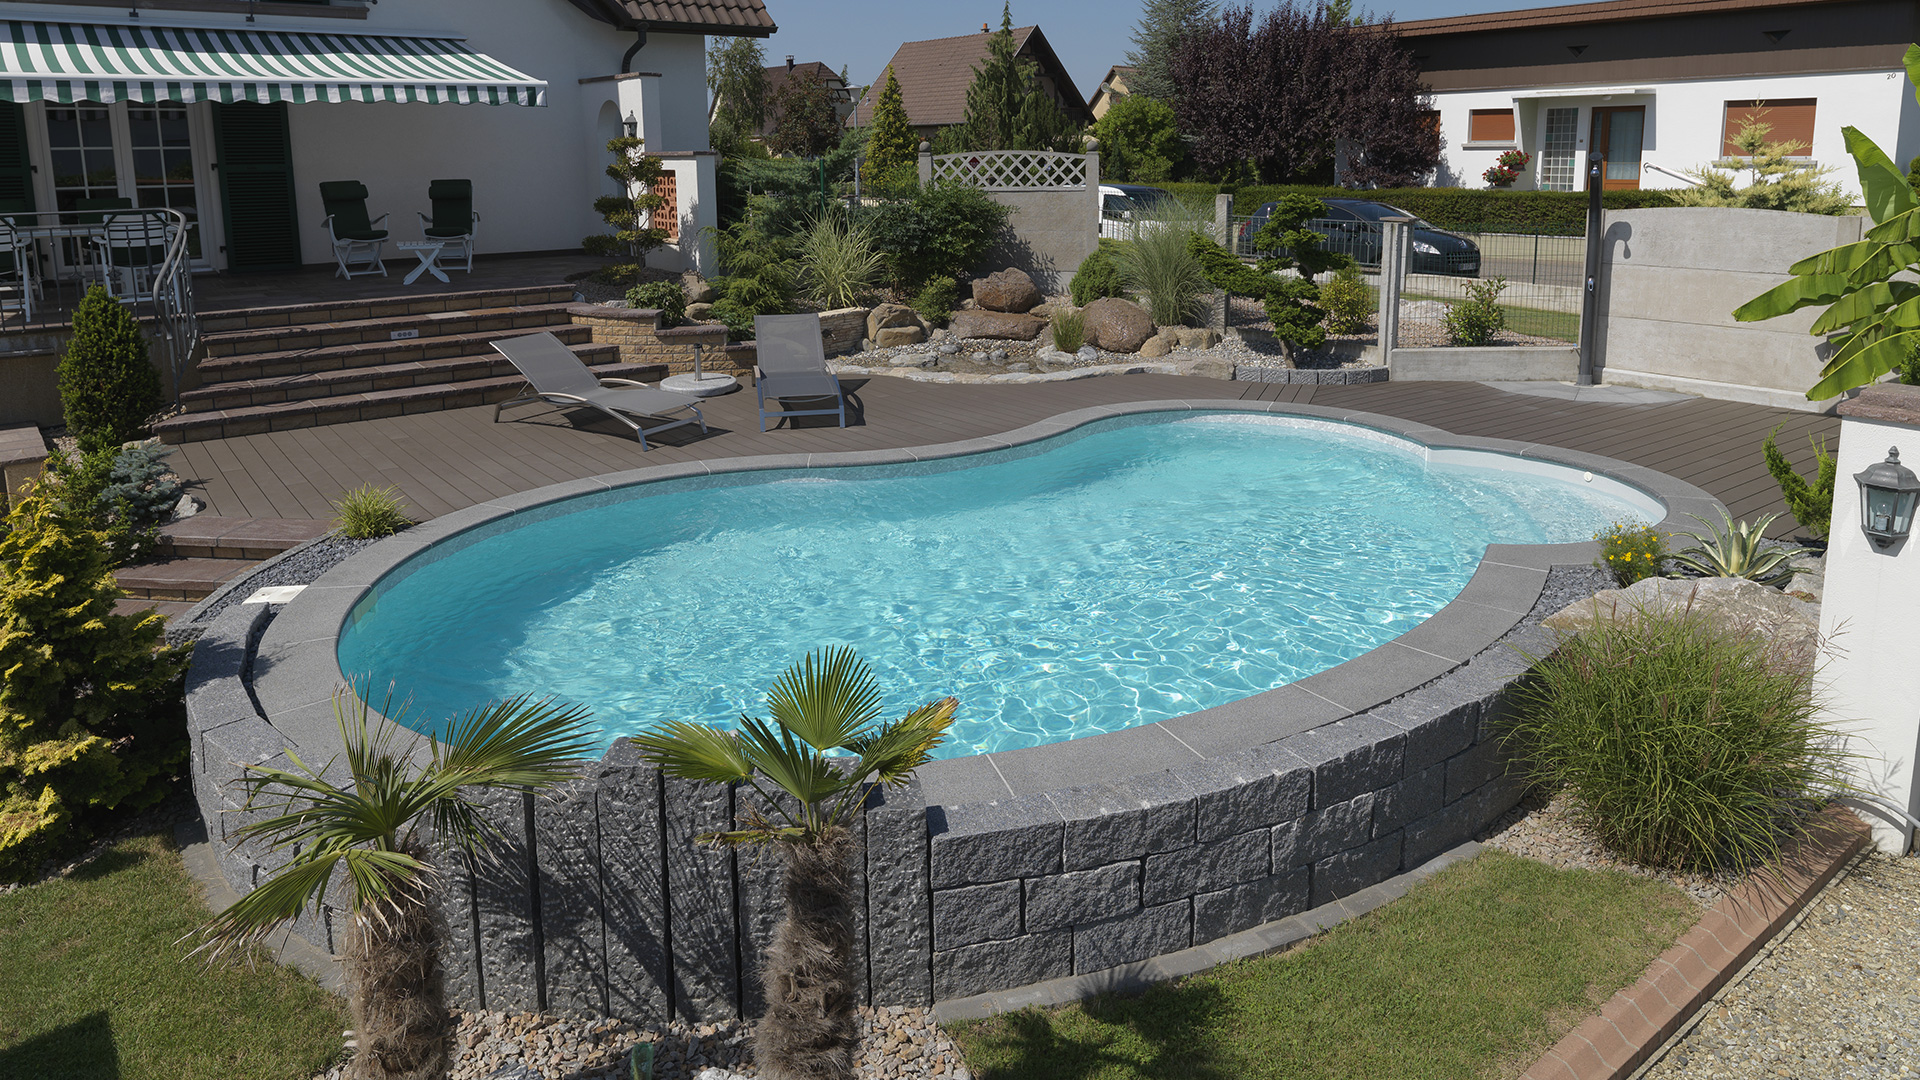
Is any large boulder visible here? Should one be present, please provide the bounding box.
[1082,297,1156,353]
[1139,335,1172,358]
[1542,576,1821,673]
[681,273,718,305]
[972,268,1042,313]
[875,324,926,348]
[949,310,1045,341]
[867,303,919,340]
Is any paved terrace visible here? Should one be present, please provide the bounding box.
[167,375,1838,531]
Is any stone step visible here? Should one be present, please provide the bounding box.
[182,342,620,412]
[156,515,331,560]
[114,597,199,622]
[197,284,578,334]
[113,556,251,601]
[194,322,598,384]
[201,301,581,359]
[152,360,669,444]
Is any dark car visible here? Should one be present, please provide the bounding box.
[1239,198,1481,277]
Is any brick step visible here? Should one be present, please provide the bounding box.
[156,515,331,560]
[201,302,580,359]
[197,284,577,334]
[183,342,619,413]
[194,322,598,384]
[115,597,199,622]
[113,556,251,602]
[153,360,669,444]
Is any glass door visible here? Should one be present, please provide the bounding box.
[128,105,200,260]
[45,105,120,272]
[1590,106,1645,190]
[36,102,211,278]
[1539,107,1579,191]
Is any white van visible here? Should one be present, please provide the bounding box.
[1098,184,1175,240]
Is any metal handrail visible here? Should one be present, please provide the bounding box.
[148,207,200,397]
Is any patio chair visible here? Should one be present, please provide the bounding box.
[94,211,175,302]
[319,180,388,279]
[73,196,131,284]
[753,313,846,432]
[416,179,478,274]
[491,330,706,448]
[0,199,34,323]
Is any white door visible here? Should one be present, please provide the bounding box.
[30,100,220,276]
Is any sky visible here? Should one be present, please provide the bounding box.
[754,0,1538,104]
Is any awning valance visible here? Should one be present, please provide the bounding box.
[0,20,547,106]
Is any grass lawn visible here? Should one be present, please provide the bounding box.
[0,829,349,1080]
[1404,292,1581,343]
[948,849,1696,1080]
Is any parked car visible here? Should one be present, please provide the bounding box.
[1099,184,1175,239]
[1239,198,1481,277]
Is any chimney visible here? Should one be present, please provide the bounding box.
[981,22,989,32]
[785,55,795,70]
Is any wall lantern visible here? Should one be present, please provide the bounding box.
[623,112,639,139]
[1855,447,1920,548]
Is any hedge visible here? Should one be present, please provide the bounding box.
[1159,182,1680,233]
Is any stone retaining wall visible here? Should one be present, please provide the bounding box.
[567,306,868,378]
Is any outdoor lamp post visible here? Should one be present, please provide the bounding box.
[1855,447,1920,548]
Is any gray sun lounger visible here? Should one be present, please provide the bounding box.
[491,331,705,448]
[754,313,847,431]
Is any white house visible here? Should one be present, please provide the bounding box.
[0,0,776,277]
[1398,0,1918,199]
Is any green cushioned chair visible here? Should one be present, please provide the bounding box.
[319,180,388,279]
[416,178,478,274]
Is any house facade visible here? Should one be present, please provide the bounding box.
[848,24,1091,138]
[1400,0,1919,198]
[0,0,774,277]
[1088,65,1136,120]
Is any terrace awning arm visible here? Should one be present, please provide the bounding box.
[0,20,547,106]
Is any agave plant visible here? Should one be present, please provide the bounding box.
[632,647,955,1080]
[1669,509,1801,588]
[195,691,596,1080]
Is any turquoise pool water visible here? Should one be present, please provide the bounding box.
[337,414,1656,757]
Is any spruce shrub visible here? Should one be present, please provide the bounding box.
[626,281,687,328]
[0,480,189,881]
[911,275,958,326]
[57,286,163,455]
[1070,242,1127,306]
[46,444,182,566]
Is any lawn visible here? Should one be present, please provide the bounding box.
[0,829,349,1080]
[1404,291,1581,343]
[948,849,1696,1080]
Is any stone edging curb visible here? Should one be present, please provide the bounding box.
[1519,806,1873,1080]
[933,840,1485,1022]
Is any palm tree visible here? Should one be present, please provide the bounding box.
[196,690,596,1080]
[633,647,955,1080]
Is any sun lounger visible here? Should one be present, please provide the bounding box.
[491,331,705,448]
[754,313,847,432]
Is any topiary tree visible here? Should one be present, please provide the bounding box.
[0,479,188,881]
[57,286,162,455]
[583,137,671,281]
[1188,194,1345,362]
[862,66,917,189]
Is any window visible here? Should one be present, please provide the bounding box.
[1723,99,1815,157]
[1467,109,1515,145]
[1539,107,1579,191]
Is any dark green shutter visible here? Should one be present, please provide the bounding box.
[213,102,300,271]
[0,103,34,211]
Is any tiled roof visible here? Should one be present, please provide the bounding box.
[1396,0,1850,36]
[850,25,1088,129]
[617,0,777,36]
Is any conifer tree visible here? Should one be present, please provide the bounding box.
[57,286,162,455]
[943,4,1080,153]
[1672,111,1853,215]
[1125,0,1217,107]
[862,65,917,187]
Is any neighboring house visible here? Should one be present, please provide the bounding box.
[1398,0,1918,199]
[848,24,1092,137]
[0,0,775,277]
[1088,65,1136,120]
[710,58,856,141]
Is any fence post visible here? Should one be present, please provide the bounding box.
[1378,217,1410,367]
[1577,150,1604,386]
[916,141,932,188]
[1211,193,1233,332]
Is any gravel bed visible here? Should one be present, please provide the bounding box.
[1643,851,1920,1080]
[179,534,382,632]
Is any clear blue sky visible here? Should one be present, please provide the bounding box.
[756,0,1534,103]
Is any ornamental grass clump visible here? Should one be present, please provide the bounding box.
[1505,606,1853,873]
[1051,306,1086,353]
[1595,520,1666,586]
[331,484,411,539]
[1114,202,1213,326]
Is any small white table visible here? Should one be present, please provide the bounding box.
[396,240,448,285]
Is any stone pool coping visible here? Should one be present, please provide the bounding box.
[244,397,1720,801]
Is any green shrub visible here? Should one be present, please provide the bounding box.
[1901,336,1920,385]
[1159,181,1679,233]
[46,444,181,566]
[1595,520,1666,586]
[1070,242,1128,305]
[1051,307,1086,353]
[861,182,1012,293]
[711,298,758,343]
[1505,607,1852,872]
[1320,266,1371,335]
[799,212,885,311]
[625,280,687,328]
[330,484,410,539]
[0,480,189,881]
[1762,427,1836,539]
[1114,205,1213,326]
[1444,276,1508,346]
[57,286,164,455]
[911,275,959,326]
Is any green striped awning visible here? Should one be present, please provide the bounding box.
[0,20,547,106]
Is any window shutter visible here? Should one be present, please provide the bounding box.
[1468,109,1516,144]
[1722,99,1816,157]
[0,103,35,211]
[212,102,301,272]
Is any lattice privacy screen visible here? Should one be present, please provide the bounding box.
[929,150,1089,190]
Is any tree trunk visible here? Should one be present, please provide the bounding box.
[344,868,448,1080]
[755,827,858,1080]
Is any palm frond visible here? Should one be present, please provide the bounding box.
[192,852,345,958]
[765,647,882,751]
[631,719,756,784]
[432,694,600,789]
[736,715,852,811]
[845,697,958,788]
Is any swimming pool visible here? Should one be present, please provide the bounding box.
[336,412,1660,757]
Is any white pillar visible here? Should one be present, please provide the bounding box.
[1816,383,1920,854]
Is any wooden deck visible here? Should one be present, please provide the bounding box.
[167,375,1839,535]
